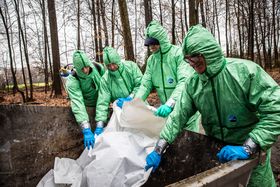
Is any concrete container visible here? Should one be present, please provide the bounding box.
[0,104,260,187]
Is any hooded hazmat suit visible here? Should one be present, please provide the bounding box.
[66,50,104,125]
[134,20,199,132]
[135,20,193,105]
[160,25,280,186]
[95,46,143,123]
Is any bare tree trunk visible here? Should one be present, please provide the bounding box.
[2,54,9,93]
[180,0,185,41]
[111,0,115,47]
[267,10,272,69]
[272,0,279,67]
[18,26,28,97]
[189,0,198,26]
[3,65,10,93]
[247,0,254,61]
[0,5,25,102]
[171,0,176,44]
[144,0,153,27]
[81,28,86,50]
[10,18,17,75]
[225,0,229,56]
[142,0,153,72]
[255,25,262,66]
[118,0,135,61]
[241,2,246,58]
[90,0,99,62]
[62,1,69,64]
[100,0,109,47]
[205,0,213,32]
[134,0,137,56]
[278,16,280,72]
[228,5,233,57]
[211,0,215,35]
[41,0,49,93]
[214,0,221,45]
[96,0,103,63]
[235,0,243,58]
[47,34,53,82]
[199,0,206,27]
[16,1,28,98]
[46,37,53,83]
[16,0,34,100]
[158,0,162,25]
[77,0,81,49]
[258,0,267,69]
[47,0,62,96]
[184,0,188,31]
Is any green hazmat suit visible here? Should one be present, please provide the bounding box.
[95,46,143,122]
[134,20,199,132]
[160,24,280,187]
[66,50,104,124]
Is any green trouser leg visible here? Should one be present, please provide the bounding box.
[247,149,276,187]
[184,111,201,133]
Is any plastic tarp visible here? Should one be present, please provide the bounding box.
[37,98,166,187]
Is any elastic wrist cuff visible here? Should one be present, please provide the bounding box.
[243,138,259,155]
[129,93,134,98]
[165,98,176,108]
[154,139,169,155]
[96,121,105,128]
[80,121,91,131]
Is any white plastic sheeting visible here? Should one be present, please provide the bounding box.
[37,98,166,187]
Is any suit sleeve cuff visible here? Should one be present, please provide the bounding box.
[243,137,260,155]
[96,121,105,128]
[165,98,176,108]
[79,121,91,131]
[154,138,169,155]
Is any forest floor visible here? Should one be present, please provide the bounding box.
[0,68,280,185]
[1,68,280,106]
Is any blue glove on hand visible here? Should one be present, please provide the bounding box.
[116,96,133,108]
[82,128,95,150]
[59,69,71,77]
[155,104,172,117]
[217,145,249,163]
[145,151,162,172]
[94,127,104,136]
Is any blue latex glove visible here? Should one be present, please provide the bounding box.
[116,96,133,108]
[155,104,172,117]
[82,128,95,150]
[94,127,104,136]
[59,69,71,77]
[145,151,162,172]
[217,145,249,163]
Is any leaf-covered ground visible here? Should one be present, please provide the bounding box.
[1,69,279,106]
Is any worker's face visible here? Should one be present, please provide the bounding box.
[107,63,119,72]
[185,54,206,74]
[81,66,90,75]
[149,45,160,53]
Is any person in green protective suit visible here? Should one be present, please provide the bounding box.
[144,25,280,186]
[134,20,199,132]
[66,50,105,150]
[94,46,143,135]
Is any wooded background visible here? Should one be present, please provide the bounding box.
[0,0,279,102]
